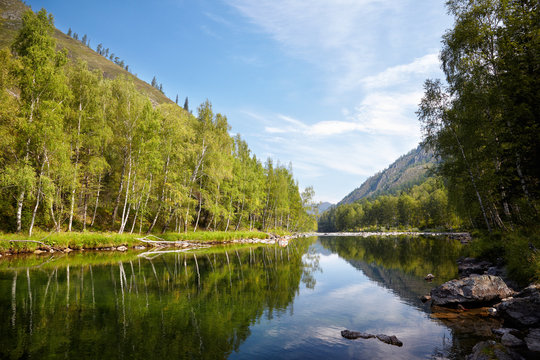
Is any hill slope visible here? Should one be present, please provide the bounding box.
[0,0,171,105]
[338,145,435,205]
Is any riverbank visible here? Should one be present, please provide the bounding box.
[0,230,289,255]
[304,231,472,242]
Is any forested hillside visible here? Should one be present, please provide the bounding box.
[319,177,460,231]
[0,8,316,235]
[0,0,170,105]
[338,145,435,205]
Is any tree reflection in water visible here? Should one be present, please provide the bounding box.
[0,239,316,360]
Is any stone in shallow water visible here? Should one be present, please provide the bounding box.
[376,334,403,347]
[525,328,540,352]
[430,275,514,306]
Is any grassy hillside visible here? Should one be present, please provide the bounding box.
[0,0,172,106]
[339,145,435,205]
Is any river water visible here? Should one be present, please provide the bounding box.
[0,235,492,359]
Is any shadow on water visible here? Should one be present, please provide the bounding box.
[319,235,502,359]
[0,238,316,360]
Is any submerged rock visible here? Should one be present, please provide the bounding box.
[341,330,402,347]
[425,273,435,281]
[117,246,128,252]
[376,334,403,347]
[430,275,514,306]
[496,284,540,328]
[341,330,374,339]
[421,295,432,303]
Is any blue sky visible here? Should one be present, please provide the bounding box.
[26,0,452,203]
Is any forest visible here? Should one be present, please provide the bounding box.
[320,0,539,236]
[0,9,317,236]
[318,178,461,232]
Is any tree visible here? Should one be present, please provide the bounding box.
[183,97,189,112]
[10,9,69,235]
[67,27,72,37]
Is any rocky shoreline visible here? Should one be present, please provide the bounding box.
[0,233,300,257]
[424,257,539,359]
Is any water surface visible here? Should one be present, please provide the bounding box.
[0,236,490,359]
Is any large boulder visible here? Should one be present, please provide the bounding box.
[496,284,540,328]
[431,275,514,306]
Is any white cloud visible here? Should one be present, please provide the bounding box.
[361,53,440,90]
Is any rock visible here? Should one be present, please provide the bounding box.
[425,273,435,281]
[33,249,47,254]
[466,340,524,360]
[376,334,403,347]
[496,285,540,328]
[421,295,432,303]
[341,330,374,339]
[117,246,128,252]
[430,275,514,306]
[64,248,73,253]
[341,330,402,347]
[501,332,524,347]
[524,328,540,352]
[488,307,498,316]
[458,257,493,278]
[134,245,146,250]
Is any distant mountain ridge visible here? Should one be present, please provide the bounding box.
[0,0,172,105]
[317,202,333,214]
[338,145,435,205]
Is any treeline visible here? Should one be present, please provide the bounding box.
[318,177,461,231]
[0,9,316,235]
[417,0,539,231]
[67,26,131,72]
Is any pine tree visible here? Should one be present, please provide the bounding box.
[67,27,72,37]
[175,94,178,105]
[183,97,189,112]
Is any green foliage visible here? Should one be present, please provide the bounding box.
[0,8,316,237]
[469,229,540,285]
[417,0,540,231]
[319,177,462,231]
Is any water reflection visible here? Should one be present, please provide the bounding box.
[318,236,499,359]
[0,240,315,360]
[0,236,499,359]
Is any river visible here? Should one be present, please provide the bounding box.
[0,235,492,359]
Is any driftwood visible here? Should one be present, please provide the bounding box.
[341,330,403,347]
[135,235,187,247]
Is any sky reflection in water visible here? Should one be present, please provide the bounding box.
[0,236,475,359]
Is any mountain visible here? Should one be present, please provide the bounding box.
[0,0,171,105]
[338,144,435,205]
[317,202,333,214]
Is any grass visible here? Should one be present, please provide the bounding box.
[469,228,540,286]
[0,230,276,254]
